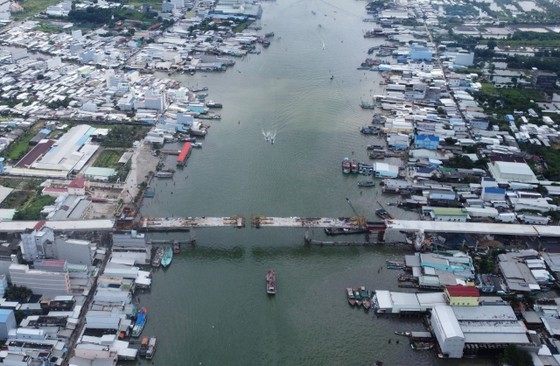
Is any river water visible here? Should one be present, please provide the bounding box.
[137,0,492,365]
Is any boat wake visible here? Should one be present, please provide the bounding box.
[261,129,277,144]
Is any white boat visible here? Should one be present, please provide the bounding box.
[192,142,202,148]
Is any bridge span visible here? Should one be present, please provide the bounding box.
[138,216,383,232]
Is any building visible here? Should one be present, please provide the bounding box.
[111,231,150,265]
[431,305,464,358]
[373,162,399,178]
[9,262,71,297]
[0,309,16,340]
[481,187,505,201]
[431,304,531,358]
[54,236,94,265]
[67,177,86,195]
[423,207,469,222]
[534,72,558,89]
[444,285,480,306]
[487,160,538,183]
[372,290,446,314]
[415,135,439,150]
[20,221,54,262]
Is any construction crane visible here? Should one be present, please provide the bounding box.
[345,197,367,228]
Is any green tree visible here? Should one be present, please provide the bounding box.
[502,344,533,366]
[5,285,32,302]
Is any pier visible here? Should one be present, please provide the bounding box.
[139,216,246,231]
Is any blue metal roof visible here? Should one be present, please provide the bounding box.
[484,187,505,194]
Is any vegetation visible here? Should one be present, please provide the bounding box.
[68,7,158,28]
[522,143,560,181]
[12,0,60,19]
[444,155,488,170]
[93,149,125,168]
[501,344,533,366]
[473,83,544,116]
[5,285,32,303]
[13,193,55,220]
[0,190,33,209]
[101,126,150,148]
[1,122,45,162]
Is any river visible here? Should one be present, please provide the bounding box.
[137,0,492,365]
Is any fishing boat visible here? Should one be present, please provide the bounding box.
[341,158,351,174]
[346,287,356,306]
[360,126,376,135]
[132,308,147,338]
[151,248,163,268]
[386,260,406,270]
[358,180,375,187]
[324,227,368,236]
[353,288,362,307]
[139,337,149,357]
[161,247,173,268]
[366,144,384,151]
[146,337,157,360]
[173,242,181,255]
[360,286,369,300]
[375,208,393,220]
[362,297,372,311]
[266,270,276,295]
[351,160,359,174]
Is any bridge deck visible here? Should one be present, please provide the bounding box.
[140,216,368,230]
[385,220,560,237]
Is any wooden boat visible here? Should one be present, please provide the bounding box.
[375,208,393,220]
[362,298,372,311]
[151,248,163,268]
[346,287,356,306]
[411,341,435,351]
[358,180,375,187]
[353,289,362,307]
[173,242,181,255]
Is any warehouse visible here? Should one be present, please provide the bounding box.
[372,290,446,314]
[431,304,531,358]
[487,160,538,183]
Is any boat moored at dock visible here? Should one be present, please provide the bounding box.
[161,247,173,268]
[346,287,356,306]
[342,158,351,174]
[151,248,163,268]
[146,337,157,359]
[132,308,147,338]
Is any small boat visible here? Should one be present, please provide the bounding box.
[206,101,223,108]
[366,144,384,151]
[161,247,173,268]
[375,208,393,220]
[346,287,356,306]
[411,341,435,351]
[341,158,351,174]
[358,180,375,187]
[132,308,147,338]
[151,248,163,268]
[173,242,180,255]
[266,270,276,295]
[360,126,376,135]
[360,286,369,300]
[394,331,412,337]
[351,160,359,174]
[324,227,368,236]
[362,298,372,311]
[386,260,406,270]
[146,337,157,360]
[264,32,275,38]
[192,142,203,148]
[139,337,149,357]
[353,289,362,307]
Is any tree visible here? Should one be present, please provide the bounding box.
[5,285,32,303]
[502,344,533,366]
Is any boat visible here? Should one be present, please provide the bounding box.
[351,160,359,174]
[146,337,157,360]
[360,126,376,135]
[353,288,362,307]
[410,341,435,351]
[362,297,372,311]
[161,247,173,268]
[394,331,412,337]
[366,144,384,151]
[206,101,223,108]
[151,248,163,268]
[264,32,275,38]
[324,227,368,236]
[375,208,393,220]
[346,287,356,306]
[173,242,180,255]
[341,158,351,174]
[358,180,375,187]
[192,142,203,148]
[132,308,147,338]
[360,286,369,299]
[386,260,406,269]
[266,270,276,295]
[155,169,175,178]
[139,337,149,357]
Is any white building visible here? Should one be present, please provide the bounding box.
[431,305,465,358]
[54,236,94,265]
[487,160,538,183]
[9,262,71,297]
[20,221,54,262]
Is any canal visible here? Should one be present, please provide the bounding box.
[137,0,493,364]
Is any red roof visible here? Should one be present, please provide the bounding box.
[34,220,46,231]
[177,142,192,164]
[446,285,480,297]
[69,177,86,189]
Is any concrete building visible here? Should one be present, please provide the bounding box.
[9,262,71,297]
[444,285,480,306]
[481,187,506,201]
[423,207,469,222]
[0,309,16,341]
[20,221,54,262]
[372,290,446,314]
[373,162,399,178]
[54,236,94,265]
[112,231,150,265]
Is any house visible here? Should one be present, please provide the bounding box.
[373,162,399,178]
[423,207,469,222]
[388,133,409,150]
[415,134,439,150]
[444,285,480,306]
[481,187,505,201]
[68,177,86,195]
